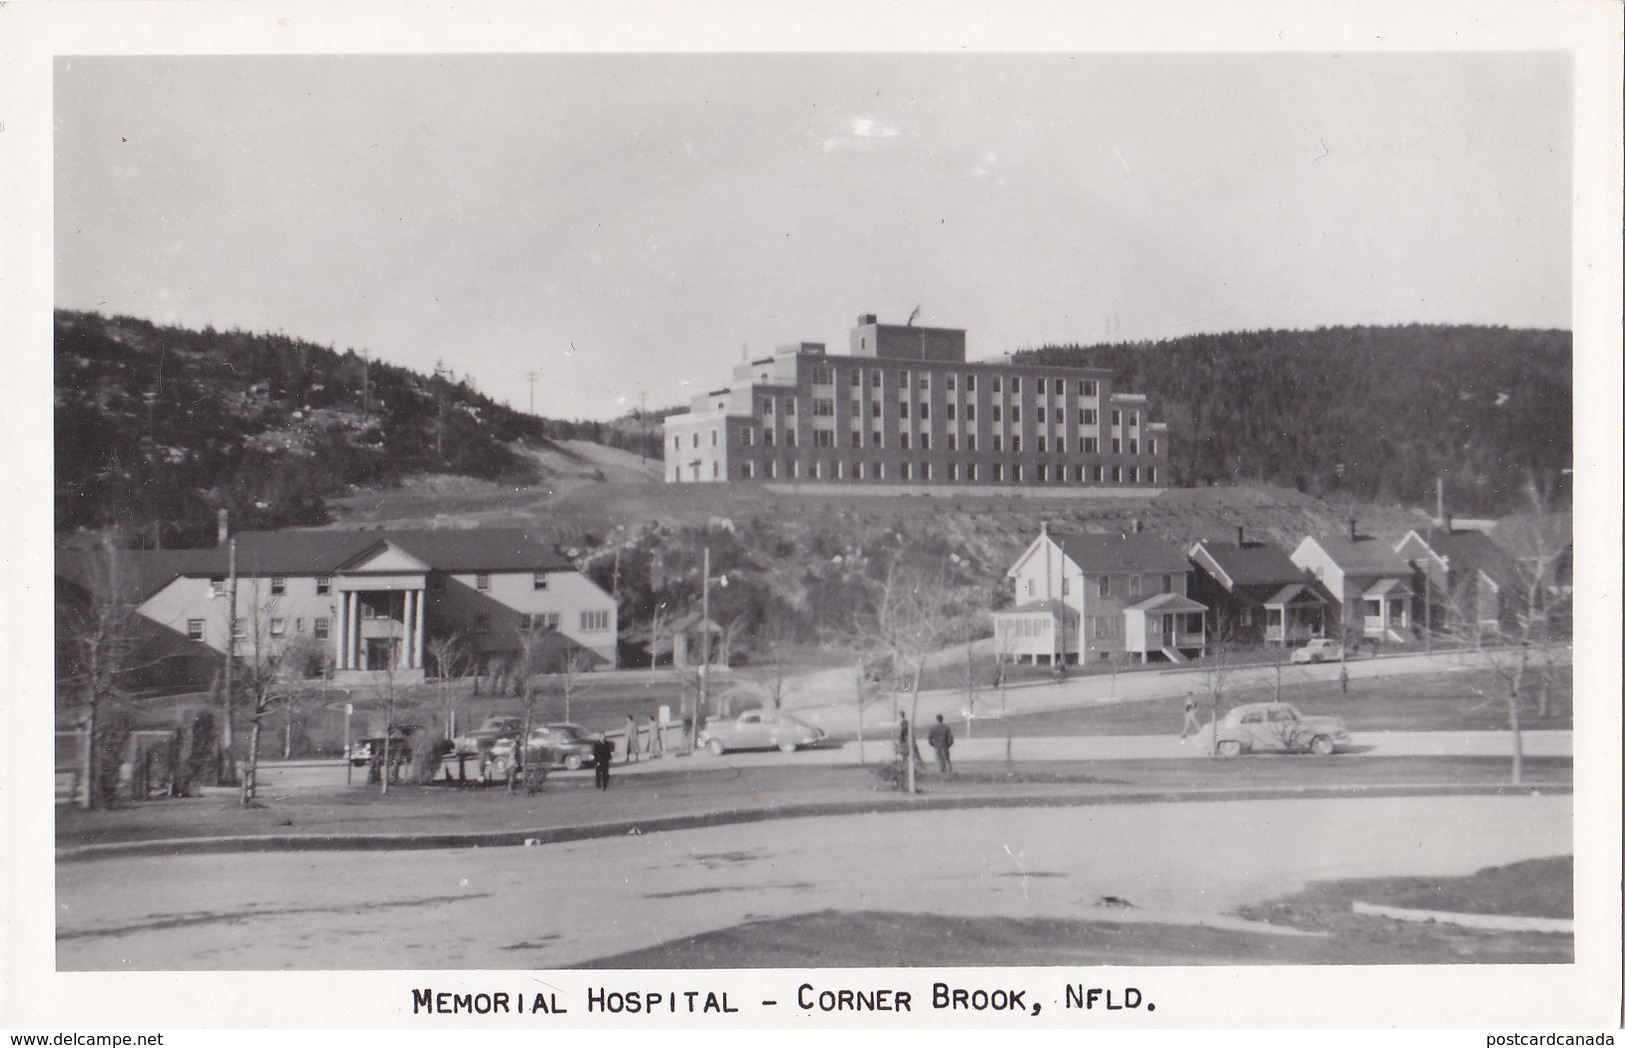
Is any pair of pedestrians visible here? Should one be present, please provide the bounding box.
[898,713,955,774]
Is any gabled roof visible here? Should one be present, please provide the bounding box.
[57,528,574,599]
[1190,541,1304,590]
[1040,528,1193,575]
[1300,534,1413,577]
[1127,593,1207,613]
[1399,528,1521,586]
[1362,577,1414,599]
[1263,582,1328,607]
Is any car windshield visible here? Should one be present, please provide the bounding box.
[554,725,590,741]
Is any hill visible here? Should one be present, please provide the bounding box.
[1017,324,1571,516]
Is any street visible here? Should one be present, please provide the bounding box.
[56,792,1569,970]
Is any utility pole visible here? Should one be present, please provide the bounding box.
[359,351,372,418]
[526,370,540,415]
[222,536,238,785]
[639,392,649,465]
[698,546,710,751]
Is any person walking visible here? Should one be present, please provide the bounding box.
[623,715,640,763]
[645,714,661,758]
[592,734,614,790]
[1180,694,1202,742]
[927,713,954,774]
[896,712,922,766]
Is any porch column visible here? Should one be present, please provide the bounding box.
[338,593,350,670]
[413,588,425,668]
[345,592,359,670]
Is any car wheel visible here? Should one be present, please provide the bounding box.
[1309,735,1336,756]
[1310,654,1322,664]
[707,738,726,756]
[777,742,797,753]
[1217,740,1242,758]
[563,754,583,771]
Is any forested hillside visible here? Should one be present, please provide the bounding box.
[1019,325,1571,516]
[54,311,635,546]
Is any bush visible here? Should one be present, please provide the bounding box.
[90,709,135,807]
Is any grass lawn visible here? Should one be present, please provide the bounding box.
[989,666,1572,737]
[580,857,1574,968]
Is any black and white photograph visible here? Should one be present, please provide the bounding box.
[2,0,1620,1037]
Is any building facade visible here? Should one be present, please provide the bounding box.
[664,314,1170,489]
[84,528,619,686]
[994,525,1207,666]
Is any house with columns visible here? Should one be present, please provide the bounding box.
[103,528,617,684]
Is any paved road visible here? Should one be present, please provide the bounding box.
[252,726,1571,790]
[55,792,1571,972]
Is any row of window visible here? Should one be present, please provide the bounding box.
[742,428,1157,456]
[731,460,1159,484]
[1023,572,1179,600]
[742,407,1140,437]
[208,572,553,596]
[812,367,1104,399]
[186,608,606,642]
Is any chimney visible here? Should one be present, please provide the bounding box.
[1347,516,1358,541]
[1132,519,1144,534]
[1445,511,1454,534]
[857,313,876,325]
[217,508,230,547]
[1236,525,1245,547]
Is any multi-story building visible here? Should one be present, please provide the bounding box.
[58,528,619,686]
[663,314,1170,489]
[994,524,1207,666]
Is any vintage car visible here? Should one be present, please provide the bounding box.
[452,715,525,757]
[345,724,423,767]
[1199,702,1351,757]
[525,723,598,770]
[697,709,826,755]
[1290,638,1345,664]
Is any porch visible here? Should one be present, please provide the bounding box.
[1263,582,1328,645]
[1125,593,1207,662]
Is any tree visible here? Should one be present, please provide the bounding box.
[864,561,967,795]
[542,647,595,724]
[58,534,144,810]
[425,631,470,739]
[238,579,324,806]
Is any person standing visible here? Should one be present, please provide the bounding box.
[623,715,640,763]
[593,734,614,790]
[896,712,921,765]
[927,713,954,774]
[646,714,662,758]
[1180,694,1202,741]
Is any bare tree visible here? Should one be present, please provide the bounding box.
[864,561,966,795]
[58,534,142,810]
[543,646,595,724]
[238,580,325,806]
[425,630,470,739]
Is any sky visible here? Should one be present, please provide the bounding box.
[54,51,1573,421]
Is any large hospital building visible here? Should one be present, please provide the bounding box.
[663,314,1169,489]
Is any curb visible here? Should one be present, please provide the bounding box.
[56,781,1569,863]
[1351,900,1574,934]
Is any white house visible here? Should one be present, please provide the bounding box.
[1289,532,1415,642]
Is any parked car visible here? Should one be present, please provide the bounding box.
[1198,702,1351,757]
[346,724,423,766]
[525,723,598,770]
[697,709,826,755]
[1290,638,1345,664]
[453,716,525,757]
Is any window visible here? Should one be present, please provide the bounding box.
[1111,409,1121,427]
[1082,408,1098,425]
[1149,438,1159,456]
[899,401,910,419]
[1037,407,1046,424]
[741,429,753,446]
[712,461,720,479]
[1011,436,1021,453]
[967,463,978,480]
[1013,464,1024,481]
[877,462,885,480]
[1011,406,1021,424]
[919,402,929,420]
[791,460,800,478]
[1011,376,1021,393]
[992,405,1002,423]
[313,617,330,640]
[965,374,976,392]
[765,429,775,446]
[210,577,226,598]
[232,617,246,640]
[672,436,681,452]
[1037,464,1048,481]
[476,572,491,591]
[710,429,719,446]
[786,431,796,447]
[902,462,913,480]
[1061,577,1070,595]
[871,400,882,418]
[993,463,1003,481]
[1037,436,1046,452]
[946,374,956,391]
[581,610,610,632]
[873,430,883,448]
[851,431,863,448]
[1112,439,1122,454]
[813,398,834,416]
[966,434,977,451]
[947,434,957,450]
[474,613,491,634]
[816,430,836,447]
[1098,576,1110,597]
[1148,466,1158,484]
[946,403,956,421]
[316,575,332,595]
[1130,575,1142,597]
[836,461,845,479]
[1127,466,1137,482]
[1083,437,1099,453]
[920,433,930,450]
[900,433,910,450]
[1163,574,1174,594]
[186,619,205,641]
[270,617,287,636]
[993,435,1003,452]
[992,376,1002,393]
[783,398,796,415]
[1056,437,1066,453]
[850,369,862,387]
[1112,466,1123,482]
[851,399,862,417]
[533,571,549,590]
[966,404,976,422]
[270,576,286,595]
[811,364,833,385]
[1080,380,1097,397]
[1037,378,1046,394]
[692,432,699,448]
[1057,409,1066,425]
[1094,465,1105,482]
[769,460,779,479]
[918,376,930,391]
[741,462,754,479]
[1026,579,1036,597]
[949,463,957,480]
[1129,411,1139,428]
[898,370,909,387]
[854,462,864,480]
[1128,439,1139,455]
